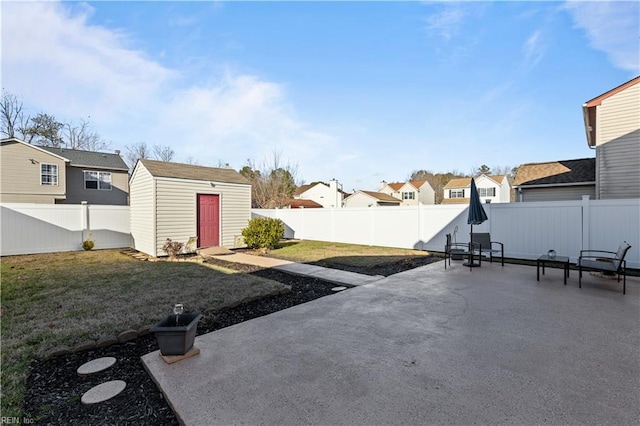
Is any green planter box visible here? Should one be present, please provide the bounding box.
[151,313,202,356]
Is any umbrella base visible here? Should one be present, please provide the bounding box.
[463,262,481,267]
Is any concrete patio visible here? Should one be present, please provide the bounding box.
[142,260,640,425]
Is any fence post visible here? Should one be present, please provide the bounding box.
[581,195,590,251]
[81,201,90,243]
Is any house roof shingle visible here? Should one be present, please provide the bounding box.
[513,158,595,187]
[288,199,323,208]
[443,175,506,189]
[140,159,250,185]
[385,180,430,191]
[359,191,402,203]
[41,147,128,171]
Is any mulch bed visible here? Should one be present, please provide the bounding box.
[23,256,439,425]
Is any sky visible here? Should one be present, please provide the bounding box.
[2,1,639,192]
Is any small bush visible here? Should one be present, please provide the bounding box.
[242,217,284,250]
[82,239,95,251]
[162,238,184,258]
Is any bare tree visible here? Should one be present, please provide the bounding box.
[62,118,108,151]
[125,142,150,170]
[184,156,200,165]
[241,152,299,208]
[1,91,23,139]
[153,145,175,162]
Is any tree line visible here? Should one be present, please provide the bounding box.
[2,90,177,170]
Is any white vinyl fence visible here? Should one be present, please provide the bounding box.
[1,203,131,256]
[253,197,640,268]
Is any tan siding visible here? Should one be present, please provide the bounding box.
[597,83,640,146]
[129,164,156,256]
[219,183,252,247]
[0,141,66,203]
[62,167,129,205]
[344,193,377,207]
[596,132,640,199]
[594,83,640,199]
[155,178,251,254]
[519,186,596,202]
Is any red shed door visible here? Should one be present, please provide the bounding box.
[197,194,220,247]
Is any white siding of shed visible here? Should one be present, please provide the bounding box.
[596,83,640,199]
[129,163,156,256]
[154,178,251,255]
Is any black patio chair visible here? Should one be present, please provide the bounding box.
[471,233,504,266]
[444,233,480,269]
[578,241,632,294]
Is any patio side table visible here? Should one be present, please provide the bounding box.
[537,255,570,285]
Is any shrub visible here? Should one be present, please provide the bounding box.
[241,217,284,250]
[82,239,95,251]
[162,238,184,258]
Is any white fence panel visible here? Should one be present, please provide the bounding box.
[252,198,639,269]
[333,208,374,246]
[1,203,131,256]
[488,201,583,261]
[372,207,418,249]
[88,205,133,249]
[587,199,640,264]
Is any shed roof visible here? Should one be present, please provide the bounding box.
[513,158,595,187]
[140,159,250,185]
[41,146,128,171]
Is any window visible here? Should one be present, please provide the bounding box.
[479,187,496,197]
[449,189,465,198]
[41,164,58,186]
[84,171,112,190]
[402,191,415,200]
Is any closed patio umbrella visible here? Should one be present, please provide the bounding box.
[464,177,488,267]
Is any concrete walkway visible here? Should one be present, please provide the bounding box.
[207,251,386,286]
[142,259,640,425]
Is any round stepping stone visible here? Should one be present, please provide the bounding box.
[81,380,126,404]
[77,357,116,375]
[331,286,347,292]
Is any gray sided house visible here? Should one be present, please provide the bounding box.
[513,158,596,202]
[0,138,128,205]
[583,76,640,199]
[129,159,251,257]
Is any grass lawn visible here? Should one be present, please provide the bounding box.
[1,242,433,418]
[0,249,288,419]
[264,239,432,267]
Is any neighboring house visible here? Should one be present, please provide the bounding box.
[582,76,640,199]
[0,137,129,205]
[379,180,435,206]
[293,179,345,208]
[442,174,511,204]
[512,158,596,202]
[343,190,402,208]
[129,159,251,257]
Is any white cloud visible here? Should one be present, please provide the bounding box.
[1,1,338,173]
[564,1,640,73]
[424,5,466,41]
[522,30,546,71]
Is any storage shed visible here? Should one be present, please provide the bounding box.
[129,159,251,257]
